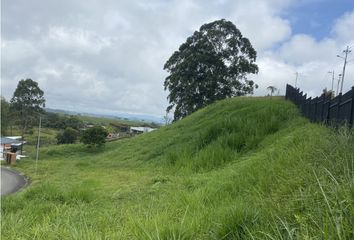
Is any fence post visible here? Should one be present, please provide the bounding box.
[320,95,325,122]
[326,96,331,125]
[336,93,342,125]
[297,91,301,106]
[295,87,298,103]
[301,93,307,114]
[285,84,289,100]
[350,86,354,125]
[307,97,312,118]
[285,84,288,100]
[313,97,318,122]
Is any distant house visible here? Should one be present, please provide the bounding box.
[5,136,22,141]
[79,124,96,131]
[1,137,22,149]
[109,123,130,132]
[0,137,26,160]
[130,127,155,134]
[107,133,119,139]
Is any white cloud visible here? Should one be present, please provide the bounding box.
[332,10,354,45]
[253,57,295,96]
[1,39,40,65]
[254,8,354,98]
[44,27,112,54]
[1,0,354,118]
[229,1,292,50]
[276,35,338,65]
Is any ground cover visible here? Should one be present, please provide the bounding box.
[1,97,353,239]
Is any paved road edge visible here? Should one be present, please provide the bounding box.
[1,166,30,196]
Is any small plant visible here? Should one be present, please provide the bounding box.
[80,126,108,148]
[267,86,277,97]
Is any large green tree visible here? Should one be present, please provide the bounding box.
[164,19,258,120]
[10,79,46,137]
[1,97,11,135]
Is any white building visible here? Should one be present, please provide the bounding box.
[130,127,155,134]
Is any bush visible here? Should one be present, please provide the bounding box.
[56,127,78,144]
[80,126,108,148]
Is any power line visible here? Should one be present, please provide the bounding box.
[328,70,335,95]
[336,74,342,96]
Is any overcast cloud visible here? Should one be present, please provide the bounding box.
[1,0,354,118]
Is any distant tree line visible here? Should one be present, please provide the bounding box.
[41,112,84,130]
[56,124,108,147]
[1,97,11,135]
[2,78,107,148]
[1,97,84,134]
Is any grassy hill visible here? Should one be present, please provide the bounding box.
[1,97,353,239]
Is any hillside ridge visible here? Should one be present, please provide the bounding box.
[2,96,353,239]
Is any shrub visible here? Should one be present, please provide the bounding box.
[56,127,78,144]
[80,126,108,148]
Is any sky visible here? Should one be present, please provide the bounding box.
[1,0,354,119]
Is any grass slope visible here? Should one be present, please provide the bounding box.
[1,97,353,239]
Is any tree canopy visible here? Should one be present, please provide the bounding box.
[56,127,79,144]
[42,112,84,130]
[10,79,46,136]
[80,126,108,148]
[164,19,258,120]
[1,97,11,135]
[267,86,277,97]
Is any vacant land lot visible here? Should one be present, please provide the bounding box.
[1,97,353,239]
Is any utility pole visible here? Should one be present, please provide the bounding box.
[328,70,335,95]
[35,116,42,175]
[336,74,342,96]
[337,46,352,93]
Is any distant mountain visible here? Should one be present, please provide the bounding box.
[45,108,164,125]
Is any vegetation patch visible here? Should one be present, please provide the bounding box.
[1,97,353,239]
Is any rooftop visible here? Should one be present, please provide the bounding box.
[0,137,22,145]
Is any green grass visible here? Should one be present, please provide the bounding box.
[1,97,353,239]
[76,114,159,128]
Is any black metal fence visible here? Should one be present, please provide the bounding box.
[285,84,354,126]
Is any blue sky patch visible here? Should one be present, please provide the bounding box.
[285,0,354,40]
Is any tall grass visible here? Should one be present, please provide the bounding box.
[1,97,353,239]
